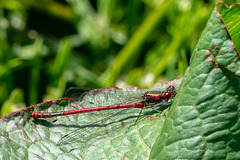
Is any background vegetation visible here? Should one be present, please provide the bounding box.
[0,0,236,118]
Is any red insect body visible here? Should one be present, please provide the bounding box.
[31,85,176,119]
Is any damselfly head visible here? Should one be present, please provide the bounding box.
[166,85,177,98]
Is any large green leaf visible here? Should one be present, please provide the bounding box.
[150,3,240,159]
[0,80,181,160]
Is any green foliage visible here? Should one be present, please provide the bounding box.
[150,3,240,159]
[1,3,240,159]
[0,0,218,117]
[0,88,25,118]
[218,3,240,53]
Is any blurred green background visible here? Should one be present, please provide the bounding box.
[0,0,236,118]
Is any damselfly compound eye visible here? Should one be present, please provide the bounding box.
[164,92,172,99]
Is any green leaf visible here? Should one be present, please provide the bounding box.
[150,3,240,160]
[0,80,181,159]
[218,3,240,55]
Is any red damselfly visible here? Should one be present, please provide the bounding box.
[31,86,176,119]
[30,85,177,146]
